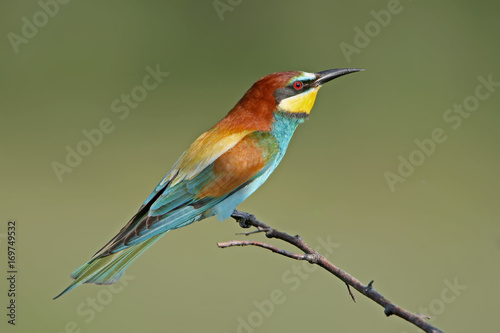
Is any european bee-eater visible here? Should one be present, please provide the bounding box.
[54,68,362,299]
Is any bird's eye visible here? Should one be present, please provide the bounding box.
[293,81,303,90]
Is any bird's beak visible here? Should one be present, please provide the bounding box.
[314,68,364,86]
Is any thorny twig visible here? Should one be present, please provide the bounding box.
[217,210,444,333]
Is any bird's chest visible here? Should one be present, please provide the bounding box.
[271,113,304,159]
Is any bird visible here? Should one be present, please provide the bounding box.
[54,68,363,299]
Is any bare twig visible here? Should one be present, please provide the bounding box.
[346,283,357,303]
[217,210,444,333]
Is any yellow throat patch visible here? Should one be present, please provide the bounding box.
[277,87,320,115]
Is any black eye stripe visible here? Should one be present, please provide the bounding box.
[274,80,314,103]
[274,86,297,103]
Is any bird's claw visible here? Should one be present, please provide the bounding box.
[231,210,253,228]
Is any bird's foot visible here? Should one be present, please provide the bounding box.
[231,210,255,229]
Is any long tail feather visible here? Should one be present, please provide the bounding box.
[53,233,165,300]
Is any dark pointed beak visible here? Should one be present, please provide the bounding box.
[314,68,364,86]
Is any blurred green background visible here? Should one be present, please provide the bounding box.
[1,0,499,332]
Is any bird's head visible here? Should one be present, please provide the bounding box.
[272,68,363,118]
[222,68,363,131]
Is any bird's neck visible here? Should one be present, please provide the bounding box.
[271,112,305,152]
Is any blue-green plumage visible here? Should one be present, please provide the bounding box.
[54,114,301,300]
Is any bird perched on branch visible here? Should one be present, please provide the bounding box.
[54,68,363,299]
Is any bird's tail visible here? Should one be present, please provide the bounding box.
[53,233,164,300]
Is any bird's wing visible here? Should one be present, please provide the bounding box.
[164,128,257,186]
[94,130,279,258]
[137,128,255,208]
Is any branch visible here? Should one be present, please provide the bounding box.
[217,210,444,333]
